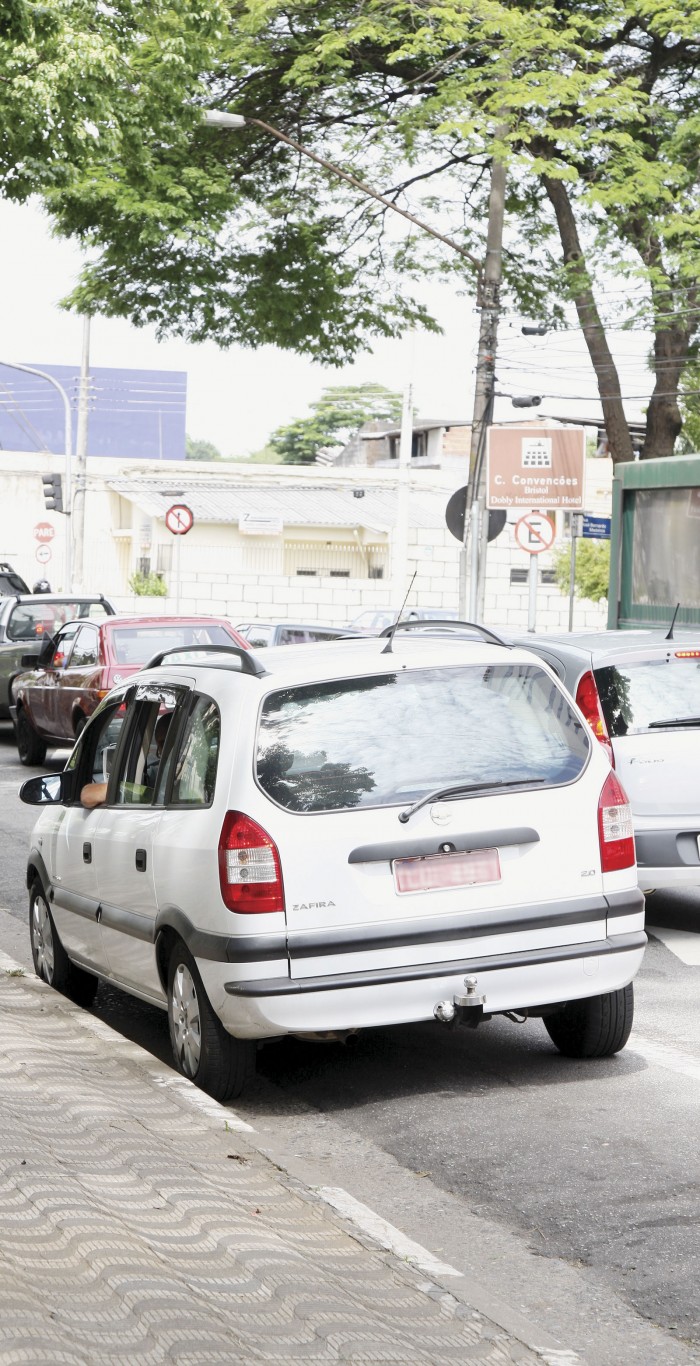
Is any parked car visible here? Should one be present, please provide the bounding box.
[510,628,700,893]
[11,614,248,765]
[20,631,645,1102]
[0,561,30,596]
[236,621,359,647]
[350,608,460,634]
[0,594,116,721]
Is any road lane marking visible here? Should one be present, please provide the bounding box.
[631,1035,700,1083]
[648,927,700,965]
[316,1186,463,1278]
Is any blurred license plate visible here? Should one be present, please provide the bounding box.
[393,848,501,894]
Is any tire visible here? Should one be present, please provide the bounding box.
[544,984,634,1058]
[16,709,47,767]
[29,883,99,1007]
[167,941,255,1102]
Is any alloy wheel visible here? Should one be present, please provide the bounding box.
[170,961,202,1078]
[31,893,54,982]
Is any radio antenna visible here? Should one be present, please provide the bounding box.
[666,602,681,641]
[382,571,418,655]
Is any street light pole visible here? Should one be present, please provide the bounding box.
[461,148,507,621]
[1,359,73,591]
[72,315,92,589]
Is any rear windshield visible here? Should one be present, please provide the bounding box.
[595,654,700,736]
[256,664,589,813]
[110,623,233,665]
[6,600,110,641]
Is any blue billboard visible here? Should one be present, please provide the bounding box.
[0,363,187,460]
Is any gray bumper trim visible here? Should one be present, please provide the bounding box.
[225,930,647,998]
[635,830,700,869]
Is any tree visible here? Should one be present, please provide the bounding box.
[8,3,700,459]
[268,383,403,464]
[186,434,224,461]
[553,541,611,604]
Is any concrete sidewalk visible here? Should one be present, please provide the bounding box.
[0,958,553,1366]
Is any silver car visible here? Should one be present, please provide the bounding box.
[513,629,700,893]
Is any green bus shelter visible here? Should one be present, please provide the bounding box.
[608,453,700,629]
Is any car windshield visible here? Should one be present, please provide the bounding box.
[595,654,700,736]
[256,663,589,813]
[110,623,233,665]
[6,601,110,641]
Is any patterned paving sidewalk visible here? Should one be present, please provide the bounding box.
[0,966,552,1366]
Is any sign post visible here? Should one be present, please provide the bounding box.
[514,511,555,632]
[165,503,194,613]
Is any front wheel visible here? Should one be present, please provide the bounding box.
[16,709,47,767]
[167,941,255,1102]
[29,883,98,1007]
[544,984,634,1058]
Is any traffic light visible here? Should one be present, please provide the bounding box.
[42,473,64,513]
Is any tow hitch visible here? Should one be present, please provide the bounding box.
[434,976,490,1028]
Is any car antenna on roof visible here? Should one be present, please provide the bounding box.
[666,602,681,641]
[381,571,418,655]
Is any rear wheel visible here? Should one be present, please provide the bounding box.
[167,941,255,1102]
[16,709,47,767]
[544,984,634,1058]
[29,883,98,1007]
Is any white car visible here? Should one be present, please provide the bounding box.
[513,629,700,892]
[20,632,645,1101]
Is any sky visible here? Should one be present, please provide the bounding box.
[1,196,654,459]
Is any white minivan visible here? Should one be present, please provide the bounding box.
[20,631,646,1100]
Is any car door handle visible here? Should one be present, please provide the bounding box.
[135,848,147,872]
[83,842,92,864]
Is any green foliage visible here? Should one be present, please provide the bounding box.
[128,570,167,597]
[553,540,611,604]
[678,359,700,454]
[2,0,699,451]
[186,434,223,461]
[269,383,403,464]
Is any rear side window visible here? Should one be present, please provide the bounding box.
[256,664,589,813]
[170,697,220,806]
[595,654,700,736]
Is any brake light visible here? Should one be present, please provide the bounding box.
[597,772,635,872]
[675,650,700,659]
[218,811,285,914]
[575,670,614,765]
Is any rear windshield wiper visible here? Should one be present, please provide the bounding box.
[398,778,546,824]
[647,716,700,729]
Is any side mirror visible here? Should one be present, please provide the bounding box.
[19,772,68,806]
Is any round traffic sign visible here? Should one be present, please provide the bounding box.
[35,543,52,564]
[445,488,507,544]
[165,503,194,536]
[514,511,555,555]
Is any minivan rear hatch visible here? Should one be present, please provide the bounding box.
[256,660,602,977]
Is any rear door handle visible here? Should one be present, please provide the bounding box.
[83,842,92,864]
[135,848,147,872]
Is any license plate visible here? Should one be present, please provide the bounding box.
[393,847,501,895]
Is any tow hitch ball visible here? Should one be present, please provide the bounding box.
[434,976,487,1027]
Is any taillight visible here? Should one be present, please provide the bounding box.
[575,670,614,765]
[597,772,635,872]
[218,811,285,914]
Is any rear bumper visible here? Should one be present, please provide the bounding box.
[208,929,646,1038]
[635,829,700,889]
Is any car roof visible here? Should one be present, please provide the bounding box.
[514,627,700,665]
[103,615,239,628]
[142,633,551,691]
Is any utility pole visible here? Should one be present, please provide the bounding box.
[460,148,507,621]
[73,315,91,590]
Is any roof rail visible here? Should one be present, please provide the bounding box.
[377,619,509,647]
[143,644,268,676]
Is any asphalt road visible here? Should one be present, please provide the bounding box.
[2,720,699,1365]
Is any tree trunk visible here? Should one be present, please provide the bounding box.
[542,176,635,466]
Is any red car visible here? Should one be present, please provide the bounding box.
[11,615,248,766]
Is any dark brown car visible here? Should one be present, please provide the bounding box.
[11,614,248,765]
